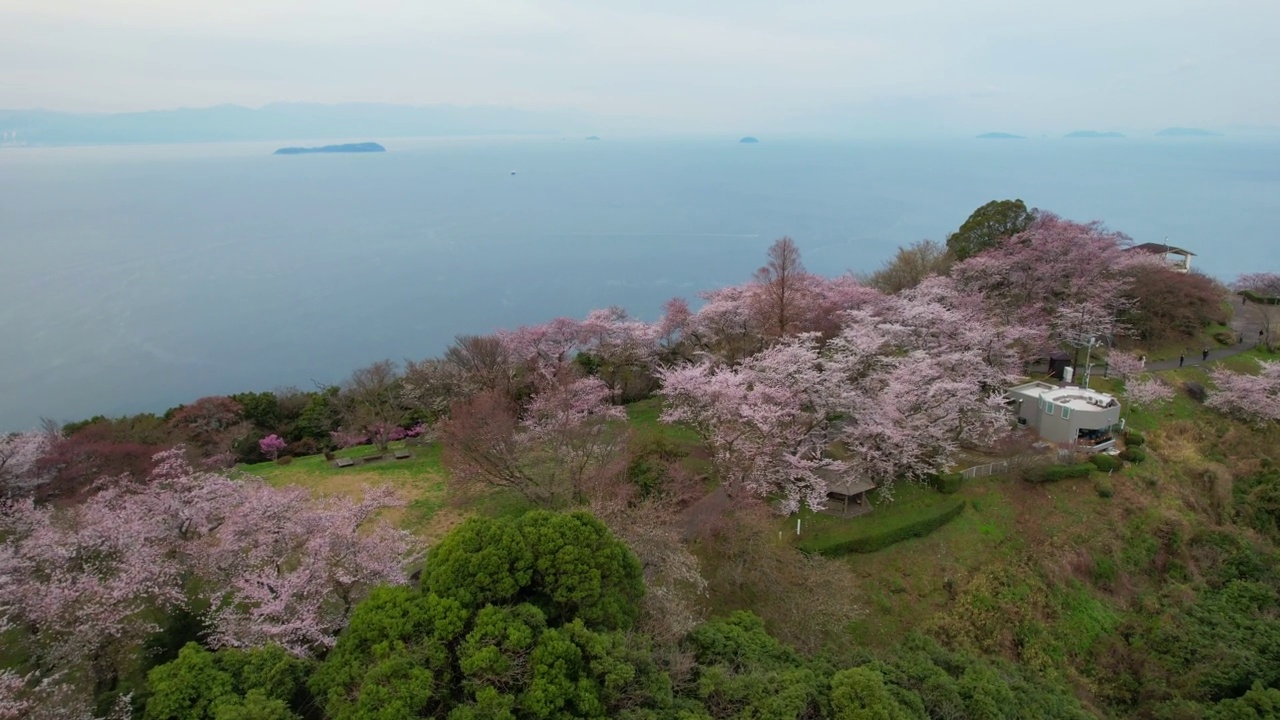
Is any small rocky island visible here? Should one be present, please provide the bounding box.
[976,132,1024,139]
[739,136,759,143]
[273,142,386,155]
[585,135,601,141]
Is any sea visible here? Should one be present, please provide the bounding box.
[1,134,1278,431]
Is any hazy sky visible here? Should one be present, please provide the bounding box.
[3,0,1278,132]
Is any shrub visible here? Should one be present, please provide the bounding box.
[274,456,293,466]
[806,501,966,556]
[1094,476,1114,498]
[1120,448,1147,463]
[927,472,965,494]
[1213,331,1237,346]
[1032,463,1095,483]
[1089,454,1123,472]
[1125,431,1146,447]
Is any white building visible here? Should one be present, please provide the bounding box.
[1008,381,1122,451]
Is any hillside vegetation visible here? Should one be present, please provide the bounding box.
[4,206,1280,719]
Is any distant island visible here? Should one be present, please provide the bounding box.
[274,142,385,155]
[739,136,759,144]
[1157,127,1221,137]
[976,132,1024,139]
[1064,131,1124,139]
[585,135,601,141]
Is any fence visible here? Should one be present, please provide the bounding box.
[959,460,1009,479]
[958,448,1076,479]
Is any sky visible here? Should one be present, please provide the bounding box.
[2,0,1278,133]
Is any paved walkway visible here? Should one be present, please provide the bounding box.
[1143,318,1263,372]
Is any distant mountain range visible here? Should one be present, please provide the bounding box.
[0,103,600,146]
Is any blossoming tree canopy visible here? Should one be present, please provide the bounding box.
[0,446,415,706]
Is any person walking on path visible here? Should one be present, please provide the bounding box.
[1179,354,1185,367]
[1202,348,1210,362]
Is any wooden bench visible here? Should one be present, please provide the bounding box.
[394,450,412,460]
[362,454,385,464]
[335,457,355,468]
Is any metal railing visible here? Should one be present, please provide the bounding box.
[959,460,1010,479]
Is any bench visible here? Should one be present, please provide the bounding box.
[335,458,355,468]
[362,454,385,464]
[394,450,412,460]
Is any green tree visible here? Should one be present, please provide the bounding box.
[830,667,913,720]
[144,644,310,720]
[1206,682,1280,720]
[946,199,1037,261]
[424,511,644,630]
[314,513,665,720]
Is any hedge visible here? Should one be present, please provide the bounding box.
[1125,431,1146,447]
[1119,448,1147,463]
[1089,454,1123,472]
[1030,463,1095,483]
[1240,290,1280,305]
[927,472,965,494]
[804,500,967,556]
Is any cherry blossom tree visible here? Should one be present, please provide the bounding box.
[0,447,415,713]
[500,316,584,384]
[686,284,765,363]
[1206,361,1280,425]
[949,212,1151,350]
[1106,351,1147,382]
[1125,377,1175,411]
[577,307,662,402]
[1235,273,1280,351]
[659,335,843,513]
[657,297,693,352]
[0,492,186,690]
[199,483,412,655]
[661,305,1014,510]
[258,434,287,460]
[0,432,52,501]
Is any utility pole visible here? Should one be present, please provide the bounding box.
[1082,336,1096,389]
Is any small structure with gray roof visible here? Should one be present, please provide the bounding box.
[816,467,877,517]
[1008,381,1122,451]
[1128,242,1196,273]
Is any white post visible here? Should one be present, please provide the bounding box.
[1082,336,1096,388]
[796,518,801,536]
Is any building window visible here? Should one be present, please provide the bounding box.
[1046,401,1055,414]
[1062,407,1071,419]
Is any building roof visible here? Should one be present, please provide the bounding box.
[1130,242,1196,257]
[815,466,878,496]
[1009,381,1119,411]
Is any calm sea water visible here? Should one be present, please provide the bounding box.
[1,135,1278,431]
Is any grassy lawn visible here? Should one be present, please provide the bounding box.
[1119,322,1238,362]
[238,441,455,540]
[626,397,699,445]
